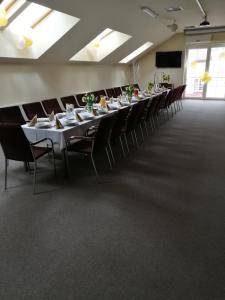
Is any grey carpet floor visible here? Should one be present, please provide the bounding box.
[0,100,225,300]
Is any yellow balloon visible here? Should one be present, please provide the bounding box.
[191,61,198,69]
[0,8,8,27]
[24,36,33,48]
[200,72,212,83]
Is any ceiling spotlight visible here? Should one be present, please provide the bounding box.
[141,6,158,18]
[200,15,210,26]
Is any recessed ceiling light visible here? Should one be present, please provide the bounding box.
[141,6,158,18]
[166,6,184,12]
[119,42,153,64]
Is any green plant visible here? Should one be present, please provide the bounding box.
[126,85,134,97]
[82,93,96,106]
[148,82,154,92]
[162,72,171,83]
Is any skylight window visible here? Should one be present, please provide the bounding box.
[70,28,131,62]
[0,2,80,59]
[0,0,25,27]
[119,42,153,63]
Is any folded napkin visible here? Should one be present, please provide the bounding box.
[76,112,83,122]
[55,117,64,129]
[48,111,54,121]
[29,114,37,127]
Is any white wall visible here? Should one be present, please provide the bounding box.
[136,33,185,90]
[0,63,129,106]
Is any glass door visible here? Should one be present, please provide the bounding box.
[185,45,225,100]
[185,48,208,98]
[206,46,225,98]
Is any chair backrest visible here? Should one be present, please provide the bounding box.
[75,93,86,107]
[61,95,79,109]
[106,88,116,98]
[0,106,25,125]
[0,123,34,162]
[22,102,46,120]
[93,113,118,153]
[42,98,63,114]
[133,83,140,90]
[145,96,159,121]
[111,106,131,141]
[126,102,146,133]
[121,85,129,91]
[114,87,122,97]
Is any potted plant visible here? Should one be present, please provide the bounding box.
[82,93,97,112]
[126,85,134,98]
[148,82,154,93]
[162,72,171,83]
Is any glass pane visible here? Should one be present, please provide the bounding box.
[185,48,207,98]
[206,47,225,98]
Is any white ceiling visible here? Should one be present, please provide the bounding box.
[1,0,225,64]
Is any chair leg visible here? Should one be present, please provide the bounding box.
[144,121,149,137]
[52,149,56,177]
[119,136,126,157]
[63,149,69,175]
[108,143,115,164]
[134,129,139,146]
[124,134,130,153]
[4,158,8,190]
[91,154,99,177]
[131,132,136,147]
[105,147,112,170]
[33,160,37,194]
[139,123,145,142]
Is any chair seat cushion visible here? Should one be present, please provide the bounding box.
[32,146,52,160]
[67,140,92,153]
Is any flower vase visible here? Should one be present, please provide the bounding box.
[87,102,93,113]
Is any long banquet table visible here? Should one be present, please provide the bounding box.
[22,92,165,151]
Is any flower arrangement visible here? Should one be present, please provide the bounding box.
[126,85,134,97]
[82,93,97,111]
[162,72,171,83]
[148,82,154,92]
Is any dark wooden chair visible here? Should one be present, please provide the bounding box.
[121,85,129,92]
[42,98,63,114]
[0,123,56,194]
[0,106,25,124]
[61,95,79,109]
[64,113,118,176]
[106,88,116,98]
[114,87,122,97]
[92,90,107,102]
[75,93,86,107]
[110,106,131,156]
[133,83,140,90]
[124,102,146,149]
[22,102,46,120]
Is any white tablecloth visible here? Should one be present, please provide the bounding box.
[22,116,103,151]
[21,95,159,151]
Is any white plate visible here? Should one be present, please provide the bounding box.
[75,108,85,113]
[120,101,130,107]
[37,118,49,122]
[98,109,108,115]
[79,112,94,120]
[108,104,118,110]
[35,122,52,129]
[56,113,66,119]
[65,120,78,127]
